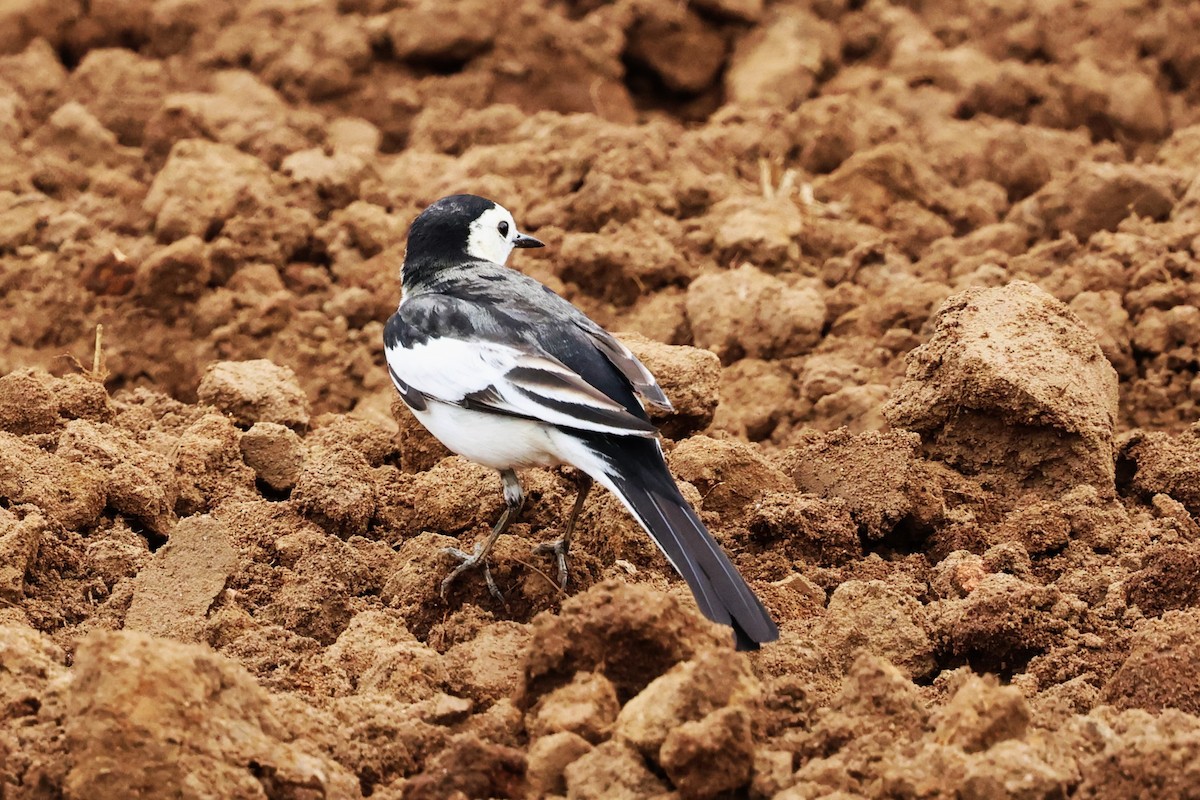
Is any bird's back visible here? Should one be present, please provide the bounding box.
[397,262,651,424]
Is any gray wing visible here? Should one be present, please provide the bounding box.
[572,317,674,413]
[384,293,659,437]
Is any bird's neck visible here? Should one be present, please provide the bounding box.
[400,253,455,295]
[402,251,506,297]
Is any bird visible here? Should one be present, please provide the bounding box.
[383,194,779,651]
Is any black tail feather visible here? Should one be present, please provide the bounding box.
[592,438,779,651]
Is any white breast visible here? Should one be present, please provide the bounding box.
[410,399,622,486]
[411,402,563,471]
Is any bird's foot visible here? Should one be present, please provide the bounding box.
[440,544,504,602]
[533,538,570,590]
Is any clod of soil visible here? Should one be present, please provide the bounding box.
[884,280,1119,497]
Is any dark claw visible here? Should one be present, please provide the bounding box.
[440,544,505,603]
[533,538,570,589]
[482,564,503,602]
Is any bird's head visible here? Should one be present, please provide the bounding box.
[404,194,544,271]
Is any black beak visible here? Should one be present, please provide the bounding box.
[513,232,544,249]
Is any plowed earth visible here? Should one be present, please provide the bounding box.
[3,0,1200,798]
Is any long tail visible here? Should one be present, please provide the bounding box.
[582,436,779,650]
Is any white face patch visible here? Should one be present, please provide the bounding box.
[466,204,519,265]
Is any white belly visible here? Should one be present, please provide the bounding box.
[412,401,567,471]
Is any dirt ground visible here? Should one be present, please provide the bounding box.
[3,0,1200,797]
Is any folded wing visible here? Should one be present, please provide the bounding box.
[385,330,659,437]
[572,318,674,413]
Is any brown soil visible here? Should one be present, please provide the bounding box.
[3,1,1200,798]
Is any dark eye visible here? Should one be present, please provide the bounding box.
[497,221,509,237]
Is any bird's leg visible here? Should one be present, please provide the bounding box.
[534,474,593,589]
[442,469,524,602]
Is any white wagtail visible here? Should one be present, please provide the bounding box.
[383,194,779,650]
